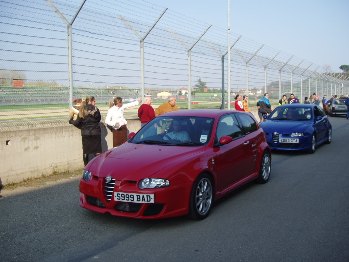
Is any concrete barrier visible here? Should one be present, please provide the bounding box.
[0,119,141,185]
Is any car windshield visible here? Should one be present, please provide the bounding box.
[334,99,346,105]
[269,107,313,121]
[130,116,214,146]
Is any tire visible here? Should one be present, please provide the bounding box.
[189,174,213,220]
[308,134,316,153]
[326,129,332,144]
[256,151,271,184]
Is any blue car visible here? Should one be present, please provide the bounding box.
[260,104,332,153]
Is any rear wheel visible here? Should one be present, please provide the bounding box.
[326,129,332,144]
[189,174,213,220]
[256,152,271,184]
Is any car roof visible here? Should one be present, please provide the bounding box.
[160,109,247,118]
[277,104,316,109]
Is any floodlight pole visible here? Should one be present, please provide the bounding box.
[263,52,279,94]
[187,25,212,109]
[290,60,304,94]
[278,55,293,99]
[221,35,241,109]
[47,0,87,107]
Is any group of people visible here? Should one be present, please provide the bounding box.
[234,93,271,122]
[69,96,179,166]
[234,94,250,112]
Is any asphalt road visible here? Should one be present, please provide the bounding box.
[1,116,348,262]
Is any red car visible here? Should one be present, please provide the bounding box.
[79,109,271,220]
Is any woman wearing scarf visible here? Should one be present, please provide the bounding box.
[105,97,139,147]
[257,93,272,122]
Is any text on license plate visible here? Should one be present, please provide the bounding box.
[114,192,154,203]
[279,138,299,143]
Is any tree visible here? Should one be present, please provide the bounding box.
[194,78,207,92]
[339,65,349,73]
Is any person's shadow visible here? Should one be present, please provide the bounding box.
[100,123,109,152]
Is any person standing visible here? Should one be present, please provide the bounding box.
[311,93,320,105]
[278,94,288,105]
[155,96,178,116]
[69,96,102,166]
[234,94,244,111]
[138,96,155,127]
[242,95,250,112]
[257,93,272,122]
[105,97,139,147]
[288,93,300,104]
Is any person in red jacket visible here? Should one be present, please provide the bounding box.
[234,94,244,111]
[138,96,155,127]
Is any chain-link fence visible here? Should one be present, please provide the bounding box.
[1,0,348,128]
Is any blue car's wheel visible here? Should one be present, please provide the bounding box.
[308,134,316,153]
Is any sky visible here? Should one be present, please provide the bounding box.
[155,0,349,72]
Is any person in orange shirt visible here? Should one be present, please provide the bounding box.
[155,96,179,116]
[242,95,250,112]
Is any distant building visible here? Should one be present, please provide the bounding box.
[156,91,172,99]
[12,79,24,88]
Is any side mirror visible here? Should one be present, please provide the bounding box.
[219,135,233,145]
[128,132,136,139]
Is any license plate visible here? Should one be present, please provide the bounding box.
[114,192,154,203]
[279,138,299,143]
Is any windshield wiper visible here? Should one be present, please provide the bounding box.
[171,141,201,146]
[135,140,171,145]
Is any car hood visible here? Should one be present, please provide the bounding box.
[87,142,204,180]
[261,120,311,133]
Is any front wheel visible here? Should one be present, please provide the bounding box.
[256,152,271,184]
[308,134,316,154]
[189,174,213,220]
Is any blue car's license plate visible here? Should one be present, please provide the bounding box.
[279,138,299,143]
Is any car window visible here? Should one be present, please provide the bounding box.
[131,116,214,146]
[216,114,243,141]
[236,113,258,134]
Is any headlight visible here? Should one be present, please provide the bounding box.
[82,170,92,181]
[139,178,170,189]
[291,132,304,137]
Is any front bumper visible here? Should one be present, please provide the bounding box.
[79,178,189,219]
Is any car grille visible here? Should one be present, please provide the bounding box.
[104,177,116,201]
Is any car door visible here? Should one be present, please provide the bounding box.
[313,106,327,141]
[235,113,259,176]
[213,113,252,192]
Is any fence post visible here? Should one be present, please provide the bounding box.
[47,0,86,108]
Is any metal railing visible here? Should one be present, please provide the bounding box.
[0,0,348,124]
